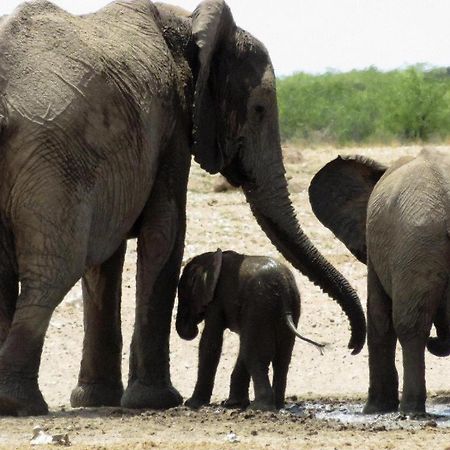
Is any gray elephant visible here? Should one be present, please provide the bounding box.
[176,249,324,411]
[0,0,365,416]
[309,149,450,414]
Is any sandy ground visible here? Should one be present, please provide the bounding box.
[0,145,449,449]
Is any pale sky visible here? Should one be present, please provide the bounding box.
[2,0,450,76]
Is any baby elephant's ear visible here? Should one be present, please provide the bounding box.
[308,155,387,264]
[199,249,223,307]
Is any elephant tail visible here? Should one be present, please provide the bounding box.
[426,337,450,357]
[285,313,325,355]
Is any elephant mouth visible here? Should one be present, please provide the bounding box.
[220,143,253,188]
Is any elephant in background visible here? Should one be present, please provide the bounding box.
[0,0,365,416]
[176,249,324,411]
[309,149,450,414]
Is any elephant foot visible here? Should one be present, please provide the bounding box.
[70,382,123,408]
[249,399,276,411]
[121,380,182,410]
[0,375,48,416]
[363,398,399,414]
[400,398,426,415]
[222,397,250,409]
[184,396,210,410]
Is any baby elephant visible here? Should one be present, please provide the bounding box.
[309,149,450,414]
[176,249,324,411]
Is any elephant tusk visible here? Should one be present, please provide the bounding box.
[285,313,325,355]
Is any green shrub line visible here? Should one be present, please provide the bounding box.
[277,65,450,145]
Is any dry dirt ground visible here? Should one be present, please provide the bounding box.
[0,145,449,449]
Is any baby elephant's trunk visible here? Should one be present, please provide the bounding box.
[427,337,450,357]
[285,314,325,355]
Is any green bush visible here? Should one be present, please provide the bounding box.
[277,66,450,145]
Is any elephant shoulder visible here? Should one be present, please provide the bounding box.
[0,3,98,120]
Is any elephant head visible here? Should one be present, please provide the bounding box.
[176,249,223,340]
[308,155,388,264]
[175,0,367,353]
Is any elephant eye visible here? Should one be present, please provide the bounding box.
[254,105,265,115]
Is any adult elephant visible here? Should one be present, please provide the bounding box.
[309,150,450,414]
[0,0,365,416]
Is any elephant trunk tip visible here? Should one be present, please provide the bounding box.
[427,336,450,357]
[175,320,199,341]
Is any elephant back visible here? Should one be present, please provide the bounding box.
[0,0,177,127]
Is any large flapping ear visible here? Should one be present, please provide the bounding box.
[308,155,387,264]
[186,249,224,317]
[191,0,236,173]
[197,249,223,309]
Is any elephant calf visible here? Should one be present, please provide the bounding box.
[309,149,450,414]
[176,249,324,411]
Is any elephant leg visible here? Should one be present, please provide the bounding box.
[185,313,224,409]
[0,261,18,348]
[121,162,187,409]
[394,285,440,414]
[223,349,250,409]
[0,280,76,416]
[241,328,275,411]
[364,262,399,414]
[272,335,295,410]
[398,336,427,414]
[71,241,126,408]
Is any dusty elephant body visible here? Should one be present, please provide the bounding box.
[309,149,450,414]
[0,0,365,416]
[176,250,324,411]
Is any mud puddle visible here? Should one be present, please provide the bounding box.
[282,400,450,430]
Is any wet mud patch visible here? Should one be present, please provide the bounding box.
[283,399,450,430]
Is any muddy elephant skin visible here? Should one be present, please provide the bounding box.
[176,249,323,411]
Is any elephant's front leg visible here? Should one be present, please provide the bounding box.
[185,312,225,409]
[364,262,399,414]
[121,167,186,409]
[71,241,126,407]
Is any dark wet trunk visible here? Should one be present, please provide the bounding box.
[243,163,366,354]
[175,314,199,341]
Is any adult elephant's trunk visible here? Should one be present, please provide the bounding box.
[242,160,366,354]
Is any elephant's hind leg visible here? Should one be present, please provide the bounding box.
[71,241,126,408]
[272,334,295,410]
[241,327,275,411]
[394,283,442,414]
[0,281,77,416]
[364,261,399,414]
[224,350,250,409]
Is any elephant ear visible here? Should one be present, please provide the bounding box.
[308,155,387,264]
[191,249,223,314]
[191,0,236,173]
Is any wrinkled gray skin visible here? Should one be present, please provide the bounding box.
[176,250,322,411]
[0,0,365,416]
[309,149,450,415]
